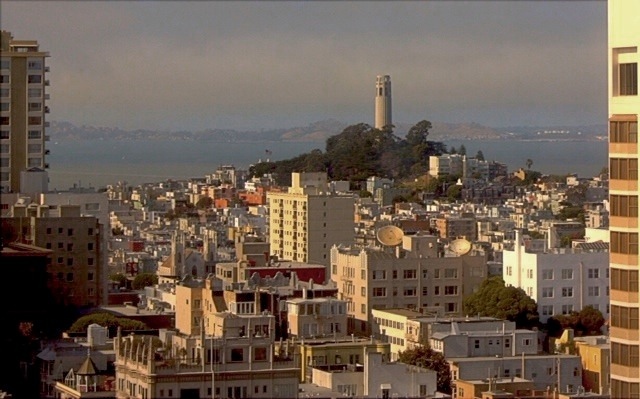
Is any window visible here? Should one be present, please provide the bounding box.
[68,228,74,236]
[434,269,440,279]
[611,305,640,330]
[611,268,639,292]
[444,268,457,278]
[361,270,366,279]
[392,270,398,279]
[28,157,41,167]
[88,243,94,250]
[610,195,639,217]
[66,272,74,282]
[0,102,8,112]
[361,287,366,296]
[588,286,600,297]
[361,304,366,314]
[88,258,94,266]
[522,339,531,346]
[28,102,41,112]
[373,270,386,280]
[422,287,428,296]
[0,58,9,69]
[434,286,440,295]
[28,130,41,139]
[0,117,8,126]
[619,63,638,96]
[28,88,42,98]
[611,231,639,254]
[526,269,533,279]
[444,286,458,296]
[0,89,9,98]
[27,60,43,70]
[610,119,638,144]
[0,74,8,84]
[542,270,553,280]
[474,339,480,349]
[28,143,41,153]
[230,348,243,362]
[588,268,600,279]
[562,287,574,297]
[404,287,416,297]
[28,75,42,84]
[562,304,574,314]
[88,272,94,281]
[403,269,416,279]
[561,269,573,279]
[28,116,41,125]
[542,305,554,316]
[254,347,267,361]
[372,287,386,297]
[542,287,554,298]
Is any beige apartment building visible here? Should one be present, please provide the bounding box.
[267,172,355,268]
[330,233,487,334]
[608,1,640,397]
[3,203,105,307]
[0,30,50,193]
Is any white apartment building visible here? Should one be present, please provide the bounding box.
[331,233,487,335]
[503,230,609,323]
[267,172,355,268]
[429,154,465,178]
[286,296,348,339]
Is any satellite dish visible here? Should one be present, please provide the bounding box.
[449,238,472,256]
[376,225,404,246]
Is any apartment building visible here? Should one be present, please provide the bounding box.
[330,233,487,335]
[503,230,609,323]
[435,215,477,240]
[3,203,104,307]
[286,296,348,340]
[608,1,640,397]
[0,30,50,193]
[429,154,465,178]
[267,172,355,267]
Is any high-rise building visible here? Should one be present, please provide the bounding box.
[374,74,392,130]
[267,172,355,268]
[607,1,639,397]
[0,30,50,194]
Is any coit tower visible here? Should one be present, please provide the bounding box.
[374,75,392,130]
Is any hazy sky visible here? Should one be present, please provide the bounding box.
[2,1,607,131]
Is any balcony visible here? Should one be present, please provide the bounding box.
[45,149,50,155]
[44,106,50,113]
[44,135,50,141]
[44,94,50,100]
[44,66,50,72]
[44,163,49,169]
[44,121,49,127]
[44,80,50,86]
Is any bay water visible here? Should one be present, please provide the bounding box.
[46,139,607,190]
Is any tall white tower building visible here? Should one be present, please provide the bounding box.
[374,75,392,130]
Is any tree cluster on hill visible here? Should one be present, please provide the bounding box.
[249,121,447,188]
[462,276,539,329]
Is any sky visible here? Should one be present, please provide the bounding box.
[2,1,607,132]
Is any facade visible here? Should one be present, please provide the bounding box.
[3,204,105,307]
[374,75,392,130]
[429,154,465,178]
[503,230,609,323]
[608,1,640,397]
[286,296,348,339]
[330,233,487,334]
[574,336,610,395]
[0,30,50,193]
[267,172,355,268]
[114,326,299,399]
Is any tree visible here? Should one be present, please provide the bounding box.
[109,273,127,287]
[398,346,451,394]
[195,196,213,209]
[548,306,605,337]
[577,305,605,335]
[475,150,485,161]
[69,312,147,335]
[132,273,158,290]
[446,184,462,201]
[463,276,539,329]
[458,144,467,156]
[526,158,533,170]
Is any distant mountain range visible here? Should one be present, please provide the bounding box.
[48,120,607,142]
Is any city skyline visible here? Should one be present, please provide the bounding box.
[2,1,606,132]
